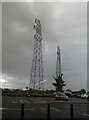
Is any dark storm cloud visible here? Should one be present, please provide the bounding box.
[2,2,87,90]
[2,2,55,89]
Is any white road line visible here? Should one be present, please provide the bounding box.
[82,113,89,117]
[0,107,60,112]
[74,110,89,117]
[0,108,8,110]
[12,100,18,103]
[1,108,20,111]
[25,108,35,111]
[51,107,60,112]
[40,108,46,111]
[0,108,35,111]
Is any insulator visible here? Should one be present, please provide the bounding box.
[33,25,36,29]
[35,19,37,23]
[38,20,40,23]
[34,35,36,39]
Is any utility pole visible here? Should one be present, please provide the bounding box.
[30,19,44,90]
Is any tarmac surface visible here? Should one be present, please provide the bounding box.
[1,96,89,120]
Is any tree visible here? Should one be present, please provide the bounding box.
[26,87,29,90]
[79,89,86,94]
[53,74,66,92]
[46,89,49,93]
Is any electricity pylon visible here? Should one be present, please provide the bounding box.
[30,19,44,90]
[56,46,62,77]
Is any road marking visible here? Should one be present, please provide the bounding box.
[2,108,20,111]
[25,108,35,111]
[12,100,18,103]
[0,108,8,110]
[12,100,31,104]
[82,113,89,117]
[0,107,60,112]
[50,107,60,112]
[1,107,60,112]
[0,108,35,111]
[73,110,89,117]
[40,108,46,111]
[51,100,64,103]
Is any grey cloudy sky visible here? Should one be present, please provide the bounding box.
[2,2,87,90]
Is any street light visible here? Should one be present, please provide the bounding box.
[36,80,47,86]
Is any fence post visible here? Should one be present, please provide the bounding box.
[47,104,50,120]
[70,104,73,120]
[21,103,24,120]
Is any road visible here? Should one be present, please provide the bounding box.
[1,96,89,120]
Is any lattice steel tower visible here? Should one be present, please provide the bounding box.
[30,19,44,90]
[56,46,62,77]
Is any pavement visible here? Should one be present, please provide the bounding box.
[1,96,89,120]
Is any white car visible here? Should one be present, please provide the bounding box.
[81,94,88,99]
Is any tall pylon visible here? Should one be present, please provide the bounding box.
[30,19,44,90]
[56,46,62,77]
